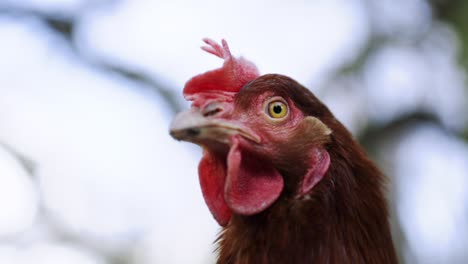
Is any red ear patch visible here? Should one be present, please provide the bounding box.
[224,138,284,215]
[183,39,260,99]
[298,148,330,197]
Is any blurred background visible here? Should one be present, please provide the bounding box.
[0,0,467,263]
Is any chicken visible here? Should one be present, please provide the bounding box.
[170,39,397,264]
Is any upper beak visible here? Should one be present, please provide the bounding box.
[169,109,260,144]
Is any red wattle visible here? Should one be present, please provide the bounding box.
[198,139,285,226]
[199,152,232,226]
[224,138,284,215]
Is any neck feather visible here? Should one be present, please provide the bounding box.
[216,133,397,264]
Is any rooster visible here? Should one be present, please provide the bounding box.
[170,39,397,264]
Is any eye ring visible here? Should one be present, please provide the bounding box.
[265,97,289,120]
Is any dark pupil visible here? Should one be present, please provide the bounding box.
[273,104,283,114]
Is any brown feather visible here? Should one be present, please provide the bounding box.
[216,74,398,264]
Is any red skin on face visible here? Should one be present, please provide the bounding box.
[183,39,332,227]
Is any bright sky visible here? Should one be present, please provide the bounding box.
[78,0,368,89]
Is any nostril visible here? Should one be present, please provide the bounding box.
[203,107,222,117]
[202,103,224,117]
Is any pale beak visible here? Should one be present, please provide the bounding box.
[169,109,260,144]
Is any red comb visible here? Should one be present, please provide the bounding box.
[183,38,260,99]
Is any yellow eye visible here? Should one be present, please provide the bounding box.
[267,101,288,119]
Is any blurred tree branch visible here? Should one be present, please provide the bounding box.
[0,141,36,176]
[328,2,468,262]
[432,0,468,67]
[359,111,442,151]
[0,141,133,263]
[0,5,163,263]
[0,5,182,114]
[431,1,468,144]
